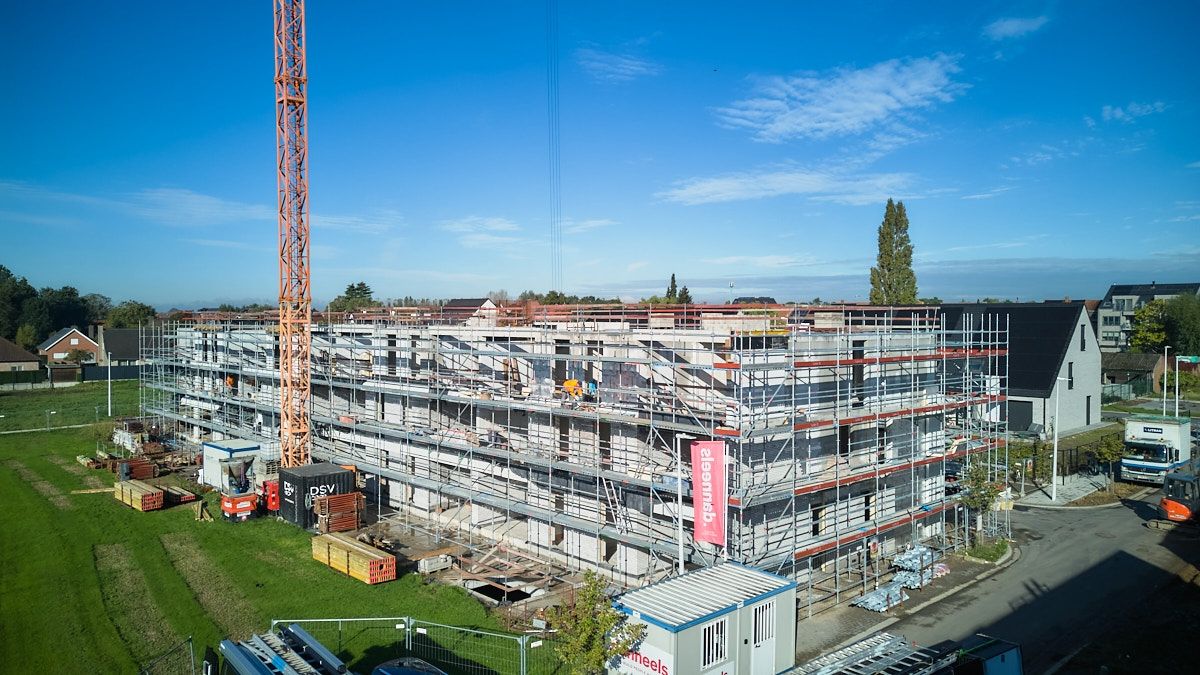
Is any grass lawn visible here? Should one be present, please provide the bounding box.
[0,380,140,431]
[1067,479,1147,507]
[963,538,1008,563]
[1057,422,1120,452]
[0,426,500,672]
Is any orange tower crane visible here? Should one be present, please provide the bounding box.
[274,0,311,468]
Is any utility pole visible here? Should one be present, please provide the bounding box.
[1162,345,1171,417]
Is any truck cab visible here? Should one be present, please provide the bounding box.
[1119,415,1192,484]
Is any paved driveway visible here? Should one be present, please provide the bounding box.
[889,495,1199,673]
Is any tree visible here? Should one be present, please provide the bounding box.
[1093,432,1125,492]
[65,348,93,365]
[1129,299,1168,353]
[959,462,1001,544]
[677,286,693,304]
[487,289,510,305]
[107,300,158,328]
[868,199,918,305]
[665,274,678,302]
[1164,293,1200,355]
[326,282,381,312]
[82,293,112,324]
[918,297,943,305]
[14,323,38,351]
[547,570,645,674]
[0,265,38,341]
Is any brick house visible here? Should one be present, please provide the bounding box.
[37,327,99,363]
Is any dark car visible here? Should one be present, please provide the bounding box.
[371,657,448,675]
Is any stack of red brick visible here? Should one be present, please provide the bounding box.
[314,492,365,533]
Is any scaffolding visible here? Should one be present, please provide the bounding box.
[140,303,1009,614]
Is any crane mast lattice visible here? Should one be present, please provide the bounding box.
[274,0,311,468]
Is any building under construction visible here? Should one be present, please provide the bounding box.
[141,302,1009,613]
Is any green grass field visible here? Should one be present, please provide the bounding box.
[0,424,500,672]
[0,380,140,431]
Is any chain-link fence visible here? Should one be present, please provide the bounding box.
[139,636,195,675]
[269,617,566,675]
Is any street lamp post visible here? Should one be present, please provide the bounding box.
[1176,355,1182,418]
[1162,345,1171,416]
[107,351,112,417]
[673,433,695,575]
[1051,376,1068,502]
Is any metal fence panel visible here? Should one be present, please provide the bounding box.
[139,636,195,675]
[270,617,569,675]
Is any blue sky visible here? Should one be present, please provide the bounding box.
[2,1,1197,308]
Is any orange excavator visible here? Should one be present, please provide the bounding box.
[1150,457,1200,532]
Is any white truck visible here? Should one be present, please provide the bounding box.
[1120,415,1193,484]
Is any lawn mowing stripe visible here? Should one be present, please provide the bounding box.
[45,454,108,488]
[160,532,259,640]
[0,459,136,672]
[94,543,184,666]
[4,459,73,510]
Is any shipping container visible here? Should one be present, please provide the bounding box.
[279,463,355,528]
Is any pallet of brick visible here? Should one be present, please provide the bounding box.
[313,492,365,516]
[113,480,164,512]
[163,486,197,505]
[311,532,396,584]
[118,458,156,481]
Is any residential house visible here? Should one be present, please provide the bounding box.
[1101,352,1164,397]
[440,298,498,326]
[37,327,99,363]
[1095,282,1200,352]
[942,302,1102,436]
[0,336,40,372]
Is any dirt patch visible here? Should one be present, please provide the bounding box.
[253,549,292,568]
[4,459,73,510]
[94,543,182,665]
[160,532,259,640]
[1067,480,1145,507]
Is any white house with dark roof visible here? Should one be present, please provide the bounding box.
[942,302,1101,436]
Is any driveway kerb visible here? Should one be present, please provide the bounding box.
[1019,486,1156,511]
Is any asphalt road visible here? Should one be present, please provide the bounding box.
[889,496,1200,673]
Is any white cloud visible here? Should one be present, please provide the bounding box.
[626,260,649,273]
[714,54,965,143]
[456,232,523,249]
[563,218,616,234]
[1185,161,1200,169]
[702,255,810,269]
[961,187,1013,200]
[439,216,520,233]
[126,188,274,226]
[1101,101,1166,123]
[181,238,269,252]
[575,48,662,83]
[1083,116,1096,129]
[658,166,916,206]
[983,16,1049,41]
[314,209,403,234]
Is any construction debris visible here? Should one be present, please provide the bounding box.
[893,544,940,571]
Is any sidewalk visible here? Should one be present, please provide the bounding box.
[1016,473,1108,507]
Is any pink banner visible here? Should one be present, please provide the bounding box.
[690,440,726,547]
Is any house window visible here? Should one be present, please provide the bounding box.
[701,618,728,668]
[70,338,79,345]
[811,505,826,537]
[753,600,776,646]
[1068,362,1074,390]
[1102,315,1120,326]
[1080,325,1086,352]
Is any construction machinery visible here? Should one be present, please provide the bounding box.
[1148,457,1200,532]
[1119,415,1192,484]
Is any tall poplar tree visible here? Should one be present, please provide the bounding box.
[869,199,918,305]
